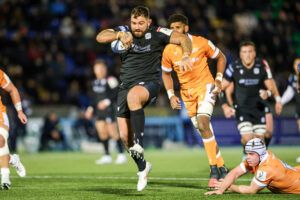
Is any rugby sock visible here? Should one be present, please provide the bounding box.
[202,136,218,165]
[132,155,146,171]
[116,139,124,153]
[130,108,145,147]
[1,168,10,184]
[265,137,271,148]
[216,150,225,167]
[102,139,109,155]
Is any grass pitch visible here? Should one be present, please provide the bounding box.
[2,146,300,199]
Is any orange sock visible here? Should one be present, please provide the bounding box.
[202,136,217,165]
[216,150,225,167]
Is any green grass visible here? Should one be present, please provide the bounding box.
[2,146,300,199]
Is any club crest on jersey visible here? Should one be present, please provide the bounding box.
[145,33,151,39]
[256,170,267,181]
[254,68,260,74]
[239,69,244,75]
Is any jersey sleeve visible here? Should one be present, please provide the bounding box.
[113,25,130,32]
[262,59,273,79]
[204,39,220,59]
[0,70,11,89]
[156,27,173,45]
[224,63,234,81]
[161,46,173,72]
[252,167,272,187]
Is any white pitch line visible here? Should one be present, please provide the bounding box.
[14,175,252,182]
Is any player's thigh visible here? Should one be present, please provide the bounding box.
[127,85,149,106]
[116,87,130,118]
[236,109,253,135]
[95,120,108,139]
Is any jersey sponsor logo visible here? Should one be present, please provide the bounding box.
[174,57,199,66]
[157,27,173,36]
[238,79,259,86]
[256,170,267,181]
[208,40,216,50]
[145,33,151,39]
[254,68,260,74]
[132,44,151,53]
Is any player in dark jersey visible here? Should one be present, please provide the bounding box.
[96,6,192,191]
[220,41,282,153]
[85,60,126,165]
[222,75,279,148]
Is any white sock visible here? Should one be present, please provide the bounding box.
[1,168,10,184]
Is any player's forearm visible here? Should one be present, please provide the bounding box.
[96,29,119,43]
[179,34,192,56]
[9,86,23,112]
[229,185,257,194]
[162,72,175,98]
[216,51,227,75]
[218,171,238,193]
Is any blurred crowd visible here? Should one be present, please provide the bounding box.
[0,0,299,107]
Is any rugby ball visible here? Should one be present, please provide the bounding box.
[111,40,127,54]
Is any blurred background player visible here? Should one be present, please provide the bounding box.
[222,77,280,148]
[39,111,69,151]
[85,59,126,165]
[205,138,300,195]
[281,58,300,163]
[220,41,282,154]
[96,6,192,191]
[0,69,27,190]
[162,14,228,189]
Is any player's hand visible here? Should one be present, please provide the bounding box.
[85,110,93,120]
[275,102,282,115]
[204,190,224,195]
[179,55,192,72]
[98,100,108,110]
[170,96,181,110]
[17,111,27,124]
[222,104,235,118]
[211,80,222,95]
[259,89,269,100]
[119,31,133,49]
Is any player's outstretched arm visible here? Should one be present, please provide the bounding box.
[205,164,245,195]
[228,179,264,194]
[96,29,133,48]
[4,82,27,124]
[169,31,192,71]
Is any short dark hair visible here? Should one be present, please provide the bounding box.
[94,59,106,66]
[167,13,189,27]
[131,6,150,18]
[239,41,256,50]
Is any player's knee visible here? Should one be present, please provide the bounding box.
[0,128,9,156]
[253,125,266,136]
[127,93,141,109]
[241,135,253,145]
[197,120,210,134]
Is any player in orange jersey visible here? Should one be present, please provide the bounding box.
[161,14,228,189]
[0,69,27,190]
[205,137,300,195]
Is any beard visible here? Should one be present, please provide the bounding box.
[132,28,147,38]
